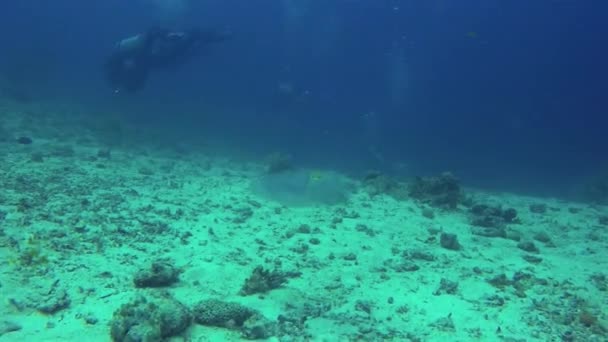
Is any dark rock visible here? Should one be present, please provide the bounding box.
[430,315,455,332]
[470,215,502,228]
[512,271,539,296]
[439,233,461,250]
[487,274,512,288]
[193,299,255,327]
[471,226,507,238]
[121,323,161,342]
[471,204,492,216]
[242,313,278,339]
[533,231,553,245]
[233,206,254,224]
[562,331,575,342]
[194,299,278,339]
[0,320,22,337]
[334,208,361,219]
[110,295,191,342]
[343,253,357,261]
[469,204,518,230]
[422,208,435,219]
[589,273,608,291]
[502,208,518,222]
[385,259,420,272]
[362,171,408,200]
[355,300,373,314]
[16,136,32,145]
[529,203,547,214]
[247,199,262,208]
[297,224,311,233]
[484,295,506,307]
[522,255,543,264]
[408,172,462,210]
[239,266,300,296]
[37,289,71,314]
[408,250,436,261]
[355,224,376,237]
[517,241,539,253]
[83,314,98,325]
[433,278,459,295]
[134,259,180,288]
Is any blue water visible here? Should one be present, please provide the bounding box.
[2,2,608,341]
[1,0,606,197]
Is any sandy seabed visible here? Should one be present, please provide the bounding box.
[1,102,607,342]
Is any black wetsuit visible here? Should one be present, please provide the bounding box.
[104,28,229,93]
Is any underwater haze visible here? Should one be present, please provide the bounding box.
[1,1,607,341]
[1,0,606,194]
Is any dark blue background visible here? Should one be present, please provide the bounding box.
[1,0,606,197]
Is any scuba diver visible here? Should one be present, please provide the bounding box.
[104,27,230,93]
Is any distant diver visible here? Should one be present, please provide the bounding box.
[103,27,230,93]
